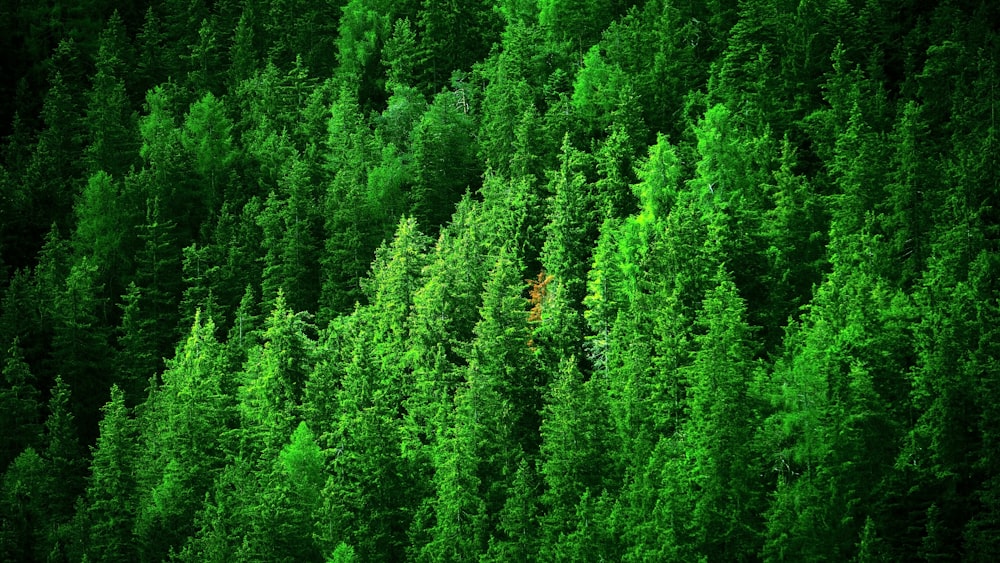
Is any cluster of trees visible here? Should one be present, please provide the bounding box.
[1,0,998,560]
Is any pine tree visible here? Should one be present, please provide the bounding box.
[181,92,235,222]
[134,311,227,561]
[481,457,541,562]
[540,134,593,310]
[323,327,410,561]
[0,448,51,561]
[765,227,912,560]
[134,197,183,373]
[0,339,42,470]
[51,256,113,441]
[115,282,158,406]
[408,89,480,232]
[42,376,86,532]
[22,68,84,241]
[538,357,613,559]
[320,86,380,319]
[239,292,316,459]
[382,17,420,91]
[239,420,326,563]
[419,385,489,562]
[681,270,766,560]
[136,7,167,94]
[73,171,130,299]
[83,11,138,178]
[81,385,138,563]
[416,0,501,95]
[186,16,225,94]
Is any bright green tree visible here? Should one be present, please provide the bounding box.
[81,385,138,563]
[680,270,766,560]
[134,311,228,561]
[538,357,613,559]
[181,92,235,221]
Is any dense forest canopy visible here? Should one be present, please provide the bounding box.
[1,0,998,560]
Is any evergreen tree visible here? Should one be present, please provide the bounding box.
[42,376,86,535]
[0,448,51,561]
[239,292,316,458]
[319,87,379,319]
[83,11,138,178]
[186,16,225,94]
[419,385,489,562]
[115,281,158,405]
[540,135,594,309]
[238,420,326,563]
[680,270,766,560]
[180,92,235,222]
[0,339,42,470]
[134,311,227,561]
[133,197,183,373]
[51,256,113,440]
[408,89,480,232]
[73,170,131,299]
[416,0,501,95]
[81,385,138,563]
[538,357,613,559]
[464,245,538,523]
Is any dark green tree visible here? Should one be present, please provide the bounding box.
[416,0,501,94]
[133,197,183,372]
[51,256,113,440]
[83,12,138,178]
[0,339,42,470]
[0,448,51,561]
[408,89,480,232]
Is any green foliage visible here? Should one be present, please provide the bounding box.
[134,311,227,560]
[181,92,235,215]
[81,385,138,563]
[408,89,480,232]
[0,448,51,561]
[0,339,42,469]
[538,357,613,557]
[0,2,997,561]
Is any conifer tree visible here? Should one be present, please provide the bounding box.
[0,339,42,470]
[681,270,766,560]
[51,256,113,439]
[538,357,613,558]
[181,92,235,221]
[242,421,326,562]
[0,447,51,561]
[239,292,315,458]
[81,385,138,563]
[42,376,86,532]
[408,89,480,232]
[134,197,183,370]
[418,385,489,562]
[540,134,593,310]
[134,311,227,561]
[83,12,138,178]
[416,0,500,95]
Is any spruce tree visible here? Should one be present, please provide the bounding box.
[81,385,138,563]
